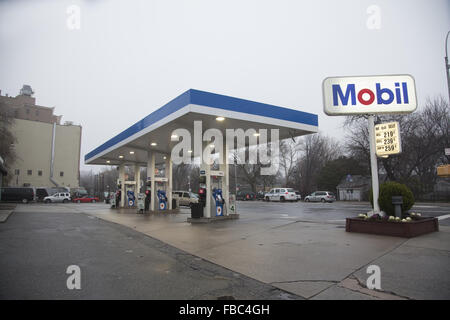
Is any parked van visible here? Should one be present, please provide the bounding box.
[0,187,35,203]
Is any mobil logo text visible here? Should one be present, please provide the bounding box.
[332,82,409,106]
[322,75,417,115]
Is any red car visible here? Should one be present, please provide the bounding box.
[73,196,99,203]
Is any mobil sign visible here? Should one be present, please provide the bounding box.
[322,75,417,115]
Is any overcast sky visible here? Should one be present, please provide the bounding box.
[1,0,449,172]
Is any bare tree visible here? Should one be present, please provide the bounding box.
[292,134,341,195]
[0,101,17,184]
[344,96,449,198]
[279,139,300,186]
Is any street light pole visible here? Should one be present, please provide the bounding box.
[445,31,450,102]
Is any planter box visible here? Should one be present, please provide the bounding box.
[346,217,439,238]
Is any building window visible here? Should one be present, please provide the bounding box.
[26,108,30,114]
[27,170,32,176]
[38,170,42,176]
[15,169,20,175]
[35,110,39,116]
[60,171,64,177]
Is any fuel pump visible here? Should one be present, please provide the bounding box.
[127,190,135,207]
[210,174,225,217]
[198,175,207,208]
[154,177,168,210]
[136,193,145,213]
[198,169,227,217]
[157,189,168,210]
[115,188,121,208]
[212,188,224,216]
[144,180,151,211]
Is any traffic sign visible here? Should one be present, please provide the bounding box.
[375,122,402,157]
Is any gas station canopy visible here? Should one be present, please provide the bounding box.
[85,89,319,166]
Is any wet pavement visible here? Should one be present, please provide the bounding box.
[2,201,449,299]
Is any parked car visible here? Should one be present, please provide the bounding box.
[0,187,35,203]
[44,192,71,203]
[304,191,336,203]
[72,195,100,203]
[36,187,49,202]
[294,191,302,201]
[172,191,199,207]
[264,188,297,202]
[256,191,265,200]
[236,190,256,201]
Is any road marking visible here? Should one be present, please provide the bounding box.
[438,214,450,221]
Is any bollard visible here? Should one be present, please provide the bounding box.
[391,196,403,218]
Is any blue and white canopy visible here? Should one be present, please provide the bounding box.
[85,89,318,166]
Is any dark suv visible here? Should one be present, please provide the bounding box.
[236,190,256,201]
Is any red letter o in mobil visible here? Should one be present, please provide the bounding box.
[357,89,375,105]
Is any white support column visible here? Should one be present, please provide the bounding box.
[203,141,211,218]
[220,136,229,215]
[165,155,172,210]
[368,115,380,213]
[150,153,156,211]
[119,164,125,208]
[134,164,140,197]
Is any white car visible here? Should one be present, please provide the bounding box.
[304,191,336,203]
[44,192,71,203]
[172,191,199,207]
[264,188,297,202]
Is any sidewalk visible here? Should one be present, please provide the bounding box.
[0,203,16,223]
[79,206,450,300]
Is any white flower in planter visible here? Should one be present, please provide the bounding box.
[388,216,395,221]
[406,217,412,222]
[395,217,401,222]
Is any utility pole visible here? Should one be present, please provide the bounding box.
[368,115,380,213]
[445,31,450,102]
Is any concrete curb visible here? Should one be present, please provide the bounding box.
[0,210,14,223]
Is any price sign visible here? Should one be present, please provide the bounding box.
[375,121,402,157]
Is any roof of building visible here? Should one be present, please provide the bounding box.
[337,175,371,189]
[85,89,319,166]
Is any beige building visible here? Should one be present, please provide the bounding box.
[0,85,81,188]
